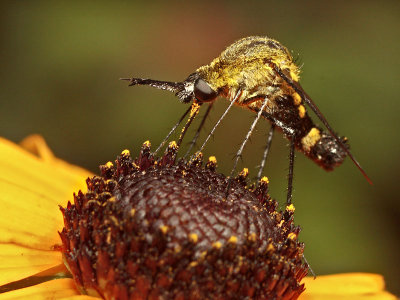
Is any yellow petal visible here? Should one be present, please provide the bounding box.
[0,136,93,287]
[0,137,92,250]
[0,244,61,286]
[300,273,397,300]
[0,278,96,300]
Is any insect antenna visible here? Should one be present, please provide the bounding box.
[154,105,192,155]
[270,64,373,185]
[119,77,183,94]
[183,103,214,158]
[256,124,275,183]
[226,96,270,196]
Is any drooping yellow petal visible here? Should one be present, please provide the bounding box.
[0,278,96,300]
[299,273,397,300]
[19,135,91,180]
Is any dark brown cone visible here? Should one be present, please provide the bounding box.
[59,141,307,300]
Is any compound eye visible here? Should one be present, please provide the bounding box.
[194,78,217,102]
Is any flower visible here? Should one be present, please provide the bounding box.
[0,135,396,300]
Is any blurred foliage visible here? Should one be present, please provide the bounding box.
[1,0,399,294]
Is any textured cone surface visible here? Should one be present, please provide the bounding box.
[59,143,307,299]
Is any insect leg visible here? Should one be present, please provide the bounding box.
[176,102,201,148]
[256,124,275,183]
[183,103,213,158]
[154,105,192,155]
[195,90,242,154]
[287,137,295,205]
[226,96,270,195]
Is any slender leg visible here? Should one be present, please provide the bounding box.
[256,124,275,183]
[196,90,242,154]
[287,138,295,205]
[183,103,213,158]
[176,103,201,148]
[226,96,270,195]
[154,105,192,154]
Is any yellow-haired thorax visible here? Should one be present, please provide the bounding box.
[196,36,301,104]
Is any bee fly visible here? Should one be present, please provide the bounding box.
[121,36,371,204]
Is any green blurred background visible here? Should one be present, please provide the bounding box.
[1,0,399,294]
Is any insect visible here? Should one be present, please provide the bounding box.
[121,36,371,204]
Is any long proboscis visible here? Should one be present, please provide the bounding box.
[271,64,373,185]
[120,77,183,94]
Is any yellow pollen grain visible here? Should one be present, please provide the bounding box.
[160,225,169,234]
[130,208,136,217]
[261,176,269,184]
[293,92,302,105]
[169,141,178,149]
[212,241,222,249]
[286,204,295,212]
[105,161,114,168]
[277,219,285,227]
[143,140,151,147]
[189,261,198,268]
[267,243,275,252]
[288,232,297,240]
[121,149,130,156]
[298,105,306,118]
[248,232,257,242]
[108,196,116,203]
[208,156,217,164]
[189,233,198,243]
[190,103,201,116]
[241,168,249,177]
[228,235,238,244]
[301,127,321,152]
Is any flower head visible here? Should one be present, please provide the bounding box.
[60,141,307,299]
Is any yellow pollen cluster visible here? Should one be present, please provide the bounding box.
[190,103,201,116]
[212,241,222,249]
[261,176,269,184]
[240,168,249,177]
[169,141,178,149]
[287,232,297,240]
[286,204,295,213]
[121,149,130,156]
[105,161,114,168]
[228,235,238,244]
[188,233,198,243]
[159,225,169,234]
[208,156,217,164]
[143,140,151,147]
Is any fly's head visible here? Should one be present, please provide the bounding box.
[176,73,219,104]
